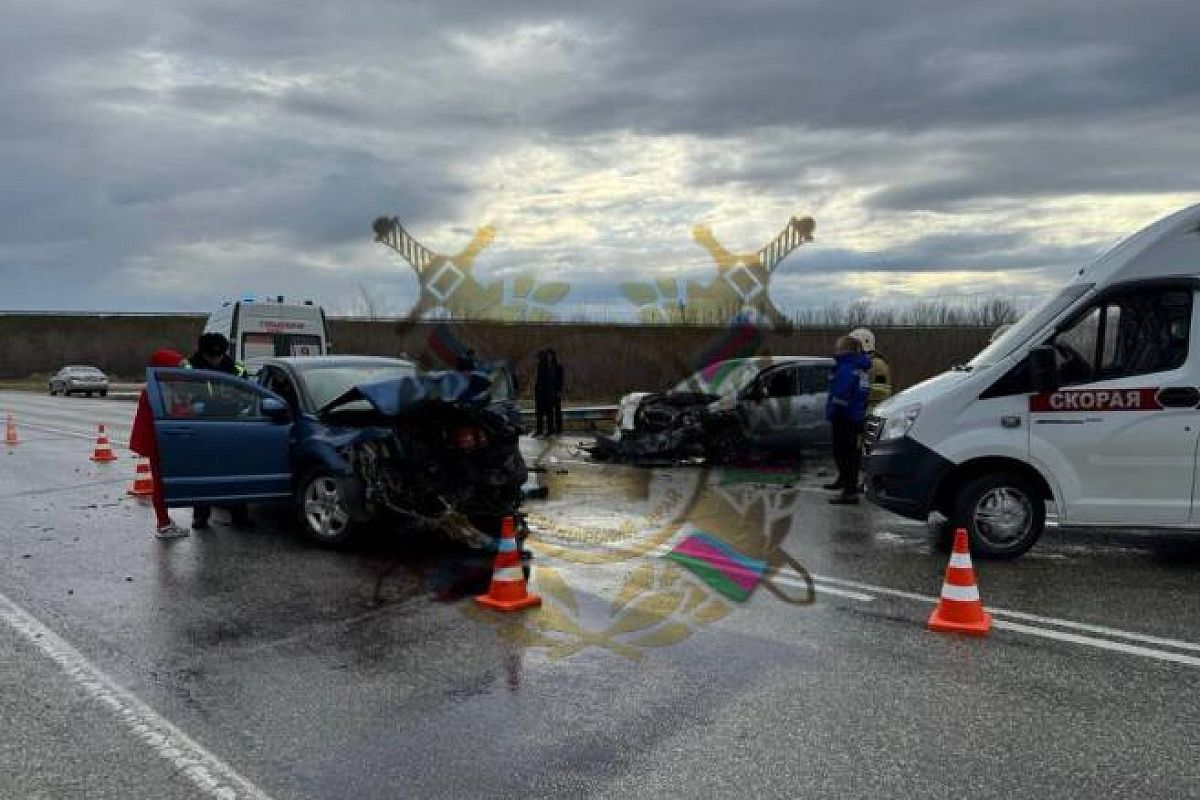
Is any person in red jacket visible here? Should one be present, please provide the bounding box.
[130,349,189,539]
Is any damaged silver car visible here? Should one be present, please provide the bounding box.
[589,356,834,464]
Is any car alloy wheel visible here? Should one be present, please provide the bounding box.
[301,474,353,544]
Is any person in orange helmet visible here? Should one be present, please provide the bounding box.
[129,348,189,539]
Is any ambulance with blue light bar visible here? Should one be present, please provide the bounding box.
[203,296,331,363]
[863,203,1200,559]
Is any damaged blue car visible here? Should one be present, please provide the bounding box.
[146,356,527,547]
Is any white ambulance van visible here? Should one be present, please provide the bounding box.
[863,203,1200,559]
[203,297,331,363]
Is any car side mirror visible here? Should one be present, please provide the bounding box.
[1029,345,1060,393]
[262,397,291,421]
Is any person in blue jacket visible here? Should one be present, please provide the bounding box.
[824,335,872,504]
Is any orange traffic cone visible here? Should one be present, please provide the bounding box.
[928,528,991,636]
[89,424,118,463]
[4,414,18,445]
[127,457,154,497]
[475,516,541,612]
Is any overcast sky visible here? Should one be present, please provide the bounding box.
[3,0,1199,316]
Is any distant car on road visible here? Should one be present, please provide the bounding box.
[48,366,109,397]
[146,356,526,548]
[591,356,834,462]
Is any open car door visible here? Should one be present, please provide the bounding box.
[146,368,293,506]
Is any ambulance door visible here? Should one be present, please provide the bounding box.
[1030,282,1197,525]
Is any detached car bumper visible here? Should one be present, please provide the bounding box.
[862,434,953,521]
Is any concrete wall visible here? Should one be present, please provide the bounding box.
[0,314,990,401]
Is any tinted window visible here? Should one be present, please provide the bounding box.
[1049,286,1191,385]
[762,367,798,397]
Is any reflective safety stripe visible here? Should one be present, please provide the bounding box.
[493,567,524,581]
[497,537,518,553]
[949,552,973,569]
[940,582,980,602]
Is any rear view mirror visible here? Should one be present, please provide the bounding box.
[262,397,290,421]
[1029,345,1060,393]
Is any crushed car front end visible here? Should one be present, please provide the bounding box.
[306,372,527,547]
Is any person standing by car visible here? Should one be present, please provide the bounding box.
[533,349,553,437]
[825,336,871,505]
[848,327,891,412]
[130,349,189,539]
[185,332,253,530]
[187,332,246,378]
[547,348,565,435]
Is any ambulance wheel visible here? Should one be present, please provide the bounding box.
[952,472,1044,559]
[297,470,357,548]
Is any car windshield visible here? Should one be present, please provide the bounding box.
[670,360,766,399]
[297,363,417,411]
[969,282,1095,368]
[68,367,102,376]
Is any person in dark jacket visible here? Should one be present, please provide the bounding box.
[533,349,554,437]
[187,332,246,377]
[547,348,565,435]
[824,335,872,504]
[185,332,253,529]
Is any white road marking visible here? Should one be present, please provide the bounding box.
[808,581,875,602]
[812,573,1200,666]
[993,620,1200,669]
[0,591,276,800]
[14,421,107,440]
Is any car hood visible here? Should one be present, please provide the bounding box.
[873,368,975,417]
[319,371,494,416]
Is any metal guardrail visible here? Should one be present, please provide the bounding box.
[519,405,618,430]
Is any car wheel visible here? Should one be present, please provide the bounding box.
[100,390,108,397]
[297,470,357,547]
[951,472,1044,560]
[48,385,56,396]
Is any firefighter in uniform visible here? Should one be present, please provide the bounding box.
[184,332,252,530]
[848,327,892,413]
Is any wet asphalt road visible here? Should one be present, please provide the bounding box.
[1,390,1199,799]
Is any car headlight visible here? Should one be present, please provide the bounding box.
[879,403,921,441]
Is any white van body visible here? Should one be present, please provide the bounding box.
[863,203,1200,558]
[204,299,331,364]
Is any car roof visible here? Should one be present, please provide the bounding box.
[253,355,418,369]
[707,355,834,369]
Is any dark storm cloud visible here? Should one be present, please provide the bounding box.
[1,0,1198,311]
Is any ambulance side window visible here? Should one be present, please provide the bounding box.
[1049,286,1192,386]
